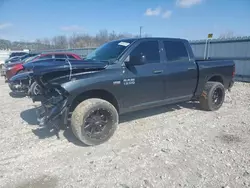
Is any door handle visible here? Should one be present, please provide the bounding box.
[187,67,195,70]
[153,70,163,74]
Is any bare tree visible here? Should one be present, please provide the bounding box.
[95,29,109,45]
[69,33,95,48]
[52,35,68,49]
[108,31,116,41]
[0,39,11,49]
[0,29,152,51]
[41,38,51,46]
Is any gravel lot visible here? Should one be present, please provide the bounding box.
[0,77,249,188]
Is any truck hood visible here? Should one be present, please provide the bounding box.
[32,60,108,87]
[32,60,107,76]
[24,59,104,70]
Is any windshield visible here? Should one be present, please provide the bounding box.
[85,39,135,62]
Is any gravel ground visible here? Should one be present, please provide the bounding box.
[0,77,249,188]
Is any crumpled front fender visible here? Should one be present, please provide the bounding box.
[37,99,69,126]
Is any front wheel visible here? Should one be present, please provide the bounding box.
[199,81,225,111]
[28,81,41,96]
[71,98,119,146]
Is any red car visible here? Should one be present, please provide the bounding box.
[5,52,82,80]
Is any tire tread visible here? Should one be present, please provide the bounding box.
[199,81,225,111]
[71,98,118,146]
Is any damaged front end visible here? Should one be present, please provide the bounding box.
[36,95,69,128]
[8,80,29,93]
[8,71,33,94]
[35,82,70,128]
[32,59,108,129]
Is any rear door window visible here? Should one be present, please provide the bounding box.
[163,41,189,62]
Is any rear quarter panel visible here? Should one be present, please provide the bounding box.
[195,60,235,96]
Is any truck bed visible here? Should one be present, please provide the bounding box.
[195,59,235,96]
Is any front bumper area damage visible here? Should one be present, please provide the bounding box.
[8,81,29,93]
[36,97,69,130]
[8,71,33,93]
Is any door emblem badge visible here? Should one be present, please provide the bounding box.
[123,78,135,85]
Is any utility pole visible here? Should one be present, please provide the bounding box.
[139,26,143,38]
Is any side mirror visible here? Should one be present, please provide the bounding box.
[125,55,145,66]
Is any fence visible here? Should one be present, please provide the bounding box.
[32,37,250,82]
[190,36,250,82]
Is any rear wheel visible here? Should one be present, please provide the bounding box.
[71,98,119,146]
[199,81,225,111]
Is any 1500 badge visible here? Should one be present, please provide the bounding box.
[123,78,135,85]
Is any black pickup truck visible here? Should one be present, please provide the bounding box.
[32,37,235,146]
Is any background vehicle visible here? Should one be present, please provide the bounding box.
[5,54,40,69]
[5,52,81,80]
[1,54,39,80]
[2,54,39,80]
[8,58,85,95]
[33,37,235,146]
[4,53,38,65]
[9,51,28,58]
[4,51,29,64]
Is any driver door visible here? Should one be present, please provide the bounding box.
[121,40,166,111]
